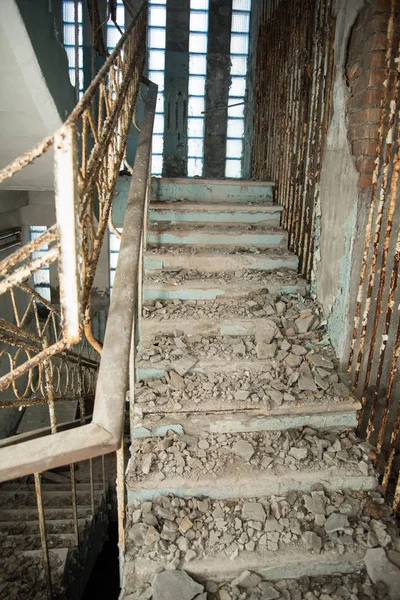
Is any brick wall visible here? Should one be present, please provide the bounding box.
[346,0,394,189]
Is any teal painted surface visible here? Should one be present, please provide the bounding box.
[135,368,166,380]
[143,288,226,300]
[147,231,286,246]
[127,474,376,504]
[144,258,165,269]
[148,209,281,224]
[151,179,274,203]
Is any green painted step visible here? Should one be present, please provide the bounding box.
[148,202,282,226]
[151,177,275,203]
[147,226,288,248]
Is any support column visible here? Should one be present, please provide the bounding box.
[162,0,190,177]
[204,0,232,179]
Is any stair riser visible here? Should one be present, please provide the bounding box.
[147,231,288,247]
[143,283,307,301]
[127,474,377,504]
[132,410,359,438]
[145,255,299,272]
[148,209,281,226]
[151,179,274,203]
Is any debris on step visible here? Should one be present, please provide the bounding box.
[124,489,399,575]
[144,268,299,286]
[152,570,204,600]
[127,428,376,486]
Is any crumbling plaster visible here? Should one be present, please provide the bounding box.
[314,0,369,365]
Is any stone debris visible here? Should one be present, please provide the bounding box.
[124,489,399,573]
[152,570,204,600]
[170,354,197,376]
[128,428,375,484]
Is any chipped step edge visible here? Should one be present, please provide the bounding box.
[149,202,283,212]
[143,282,308,301]
[128,550,365,585]
[144,254,299,272]
[131,407,360,438]
[127,473,377,504]
[136,359,324,379]
[141,316,309,338]
[146,232,288,248]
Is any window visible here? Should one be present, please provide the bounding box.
[148,1,167,177]
[187,0,209,177]
[63,1,84,98]
[29,227,51,303]
[107,0,125,53]
[109,228,122,295]
[225,0,251,178]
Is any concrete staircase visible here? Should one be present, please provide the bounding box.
[122,181,400,599]
[0,475,109,599]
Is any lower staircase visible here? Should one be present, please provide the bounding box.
[121,182,400,599]
[0,469,109,599]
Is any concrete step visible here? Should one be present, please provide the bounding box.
[0,517,88,535]
[143,272,307,301]
[151,177,275,203]
[127,428,376,503]
[3,532,77,551]
[0,488,103,507]
[123,489,396,589]
[148,202,283,226]
[145,247,299,272]
[0,505,93,521]
[147,224,288,248]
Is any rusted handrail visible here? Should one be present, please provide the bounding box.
[0,81,157,481]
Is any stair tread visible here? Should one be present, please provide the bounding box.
[124,489,395,585]
[148,223,285,233]
[146,246,295,257]
[149,202,282,211]
[144,269,303,287]
[127,428,376,498]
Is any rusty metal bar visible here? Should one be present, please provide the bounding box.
[34,473,52,598]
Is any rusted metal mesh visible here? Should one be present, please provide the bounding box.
[0,3,147,405]
[252,0,335,280]
[347,0,400,511]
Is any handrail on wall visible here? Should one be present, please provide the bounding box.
[0,81,158,481]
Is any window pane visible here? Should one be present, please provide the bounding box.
[64,24,82,45]
[188,117,204,138]
[107,27,121,49]
[231,55,247,76]
[189,33,208,53]
[232,12,250,33]
[230,33,248,55]
[156,93,165,114]
[152,155,163,176]
[188,158,203,176]
[228,99,245,118]
[188,75,206,96]
[150,0,166,3]
[153,114,164,134]
[232,0,251,10]
[152,134,164,154]
[227,118,244,138]
[188,96,205,117]
[110,252,119,270]
[226,139,243,158]
[230,76,246,97]
[149,49,165,71]
[189,54,207,75]
[226,159,242,178]
[149,70,165,91]
[148,28,166,49]
[63,1,82,22]
[188,138,203,157]
[149,5,166,27]
[191,0,209,8]
[190,11,208,32]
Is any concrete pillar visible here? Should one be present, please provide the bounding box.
[204,0,232,179]
[162,0,190,177]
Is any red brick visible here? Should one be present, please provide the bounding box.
[352,69,386,96]
[370,32,389,51]
[367,51,387,69]
[356,156,376,173]
[348,88,384,112]
[353,139,378,157]
[351,123,380,141]
[359,173,373,189]
[352,107,382,124]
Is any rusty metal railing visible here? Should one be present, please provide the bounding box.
[252,0,335,280]
[348,1,400,511]
[0,1,157,595]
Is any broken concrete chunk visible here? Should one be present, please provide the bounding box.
[295,314,315,333]
[231,440,255,461]
[324,513,349,534]
[152,570,204,600]
[298,362,317,391]
[365,548,400,600]
[289,446,308,461]
[179,516,194,534]
[302,531,322,554]
[307,354,334,369]
[170,354,197,376]
[232,570,262,588]
[168,370,185,390]
[234,390,251,401]
[258,583,280,599]
[256,341,277,359]
[142,453,154,475]
[255,320,278,344]
[242,501,266,523]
